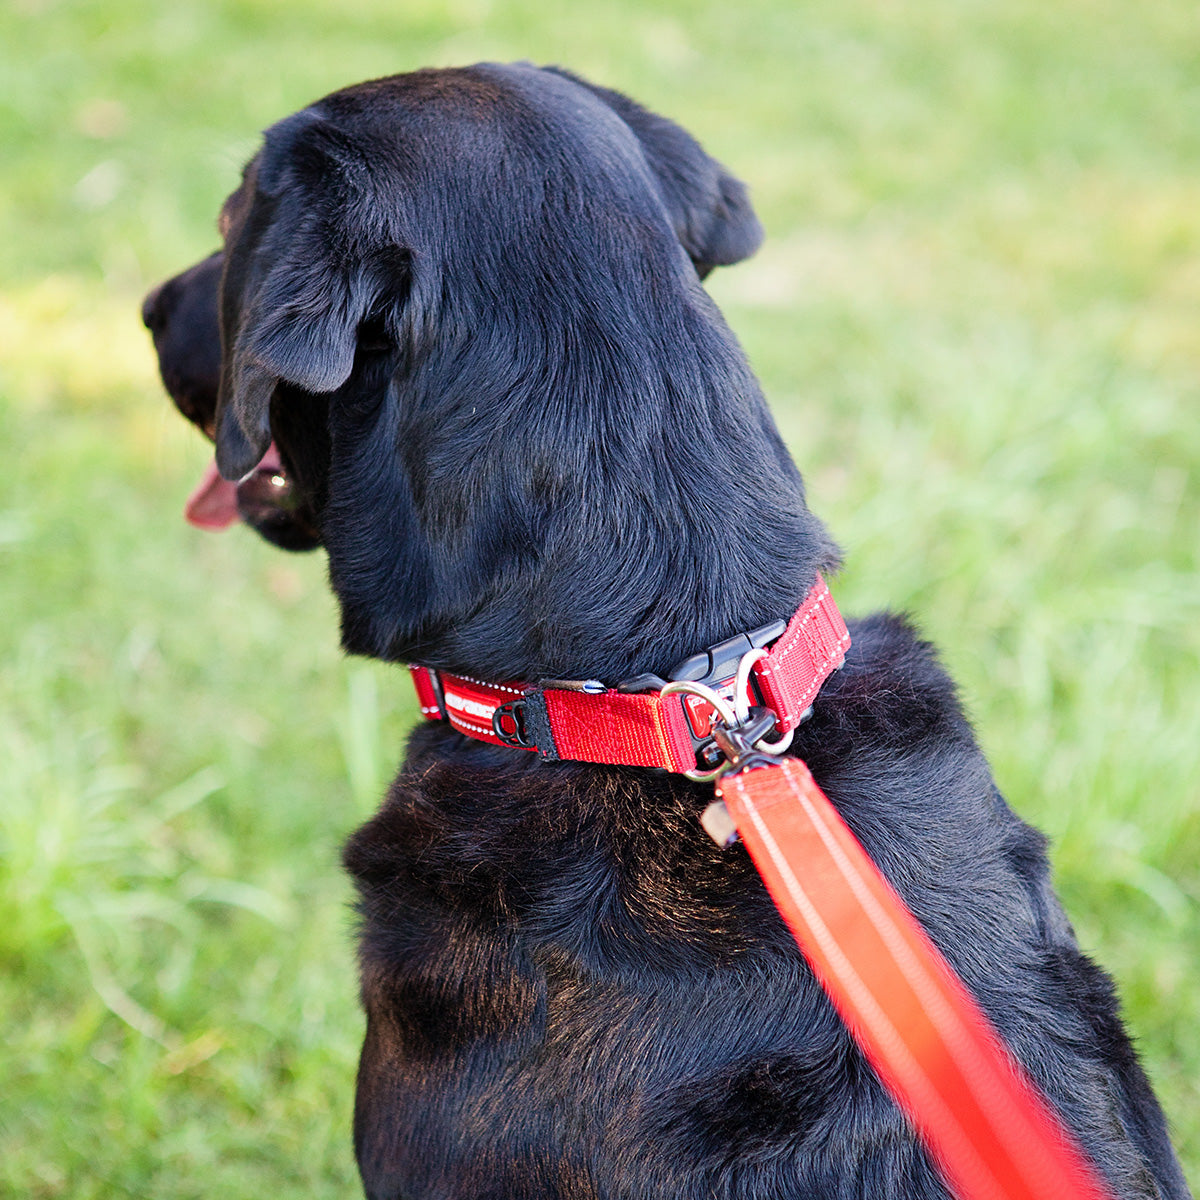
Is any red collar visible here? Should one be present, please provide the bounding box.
[409,577,850,776]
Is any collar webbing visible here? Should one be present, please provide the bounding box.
[408,577,849,774]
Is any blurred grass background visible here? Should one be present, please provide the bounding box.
[1,0,1198,1194]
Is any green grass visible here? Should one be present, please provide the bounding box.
[2,0,1198,1194]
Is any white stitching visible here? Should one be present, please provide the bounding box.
[450,673,525,696]
[758,583,831,674]
[755,584,848,724]
[448,715,497,737]
[781,633,850,720]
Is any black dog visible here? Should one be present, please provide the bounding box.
[144,64,1190,1200]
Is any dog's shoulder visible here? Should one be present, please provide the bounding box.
[800,611,1067,952]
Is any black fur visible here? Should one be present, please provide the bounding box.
[142,250,224,438]
[144,63,1190,1200]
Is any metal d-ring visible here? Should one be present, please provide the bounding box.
[660,679,739,782]
[733,647,794,756]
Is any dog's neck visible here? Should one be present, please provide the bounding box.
[328,254,838,685]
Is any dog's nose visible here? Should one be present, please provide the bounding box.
[141,283,166,333]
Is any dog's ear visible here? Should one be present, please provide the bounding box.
[216,250,376,479]
[545,68,764,277]
[215,119,407,481]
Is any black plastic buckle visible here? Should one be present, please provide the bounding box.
[666,618,787,687]
[490,692,560,760]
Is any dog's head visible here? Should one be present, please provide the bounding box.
[145,64,835,681]
[142,248,323,550]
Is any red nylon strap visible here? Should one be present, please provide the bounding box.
[409,669,528,747]
[409,576,849,771]
[408,666,698,770]
[409,665,443,720]
[754,577,851,733]
[718,759,1115,1200]
[543,688,696,772]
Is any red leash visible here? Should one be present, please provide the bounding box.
[720,759,1113,1200]
[409,579,1116,1200]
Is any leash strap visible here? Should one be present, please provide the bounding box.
[718,759,1115,1200]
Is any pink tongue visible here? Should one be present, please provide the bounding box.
[185,462,239,529]
[185,443,281,530]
